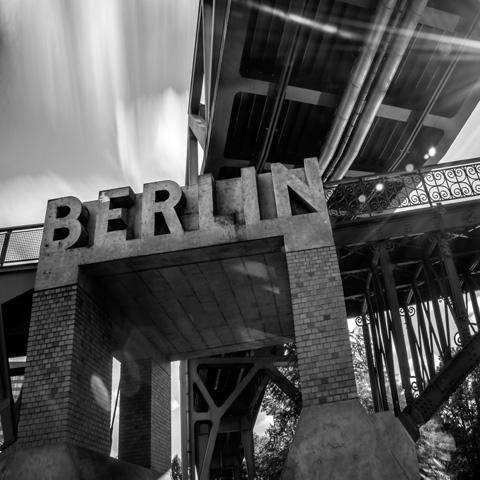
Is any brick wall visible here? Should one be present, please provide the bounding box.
[18,284,112,454]
[286,246,357,406]
[119,359,171,473]
[151,361,171,472]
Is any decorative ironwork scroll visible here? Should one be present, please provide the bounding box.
[325,159,480,223]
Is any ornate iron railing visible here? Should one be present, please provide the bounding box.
[325,158,480,223]
[0,224,43,268]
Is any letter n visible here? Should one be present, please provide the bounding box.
[271,158,324,217]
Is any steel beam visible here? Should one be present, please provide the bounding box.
[378,243,414,404]
[255,1,305,173]
[413,284,436,378]
[372,267,401,413]
[366,294,389,411]
[0,308,16,449]
[361,311,381,411]
[438,235,472,345]
[404,331,480,432]
[403,302,424,394]
[465,275,480,327]
[422,259,450,360]
[332,200,480,247]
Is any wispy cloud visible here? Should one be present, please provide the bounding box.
[0,86,189,227]
[115,88,188,190]
[0,172,127,226]
[0,0,195,227]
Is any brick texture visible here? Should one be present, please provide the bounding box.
[17,284,112,454]
[119,359,171,473]
[286,246,357,406]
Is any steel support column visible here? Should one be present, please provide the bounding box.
[360,310,381,411]
[465,275,480,327]
[423,259,450,360]
[0,308,16,449]
[372,266,401,413]
[412,284,436,378]
[403,302,424,394]
[378,243,414,404]
[438,235,472,345]
[365,291,389,411]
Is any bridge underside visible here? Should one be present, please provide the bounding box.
[338,200,480,317]
[84,237,294,361]
[188,0,480,183]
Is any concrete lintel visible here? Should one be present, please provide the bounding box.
[36,162,334,290]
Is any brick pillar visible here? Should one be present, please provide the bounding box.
[119,358,171,474]
[283,246,418,479]
[286,246,357,406]
[17,284,112,454]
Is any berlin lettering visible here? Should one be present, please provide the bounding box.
[42,159,324,253]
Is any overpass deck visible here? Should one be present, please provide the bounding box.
[187,0,480,184]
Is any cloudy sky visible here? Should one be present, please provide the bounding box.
[0,0,197,227]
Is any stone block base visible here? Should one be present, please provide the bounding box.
[0,444,169,480]
[282,400,419,480]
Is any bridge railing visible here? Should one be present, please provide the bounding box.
[325,158,480,223]
[0,224,43,268]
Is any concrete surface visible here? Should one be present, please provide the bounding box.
[33,160,334,360]
[36,160,333,290]
[0,443,167,480]
[282,400,419,480]
[90,242,294,361]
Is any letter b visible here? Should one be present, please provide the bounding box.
[42,196,89,252]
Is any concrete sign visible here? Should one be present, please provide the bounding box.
[37,159,333,289]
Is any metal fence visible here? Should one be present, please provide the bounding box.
[0,224,43,268]
[324,158,480,223]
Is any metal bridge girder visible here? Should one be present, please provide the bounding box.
[181,351,300,480]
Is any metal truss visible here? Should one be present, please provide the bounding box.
[357,233,480,439]
[180,347,300,480]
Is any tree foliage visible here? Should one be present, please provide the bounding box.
[252,333,480,479]
[171,454,183,480]
[252,339,374,479]
[253,344,300,480]
[440,365,480,479]
[350,330,375,413]
[417,417,455,480]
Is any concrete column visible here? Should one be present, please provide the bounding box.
[119,358,171,474]
[17,284,112,454]
[283,246,418,479]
